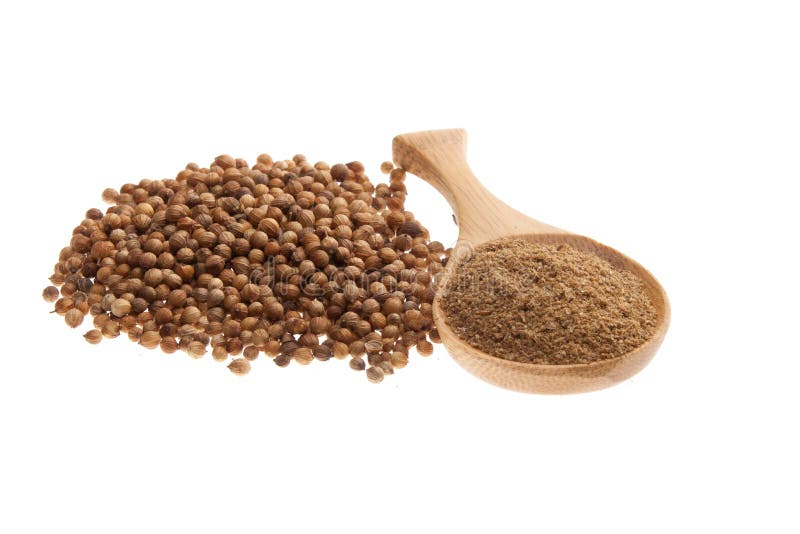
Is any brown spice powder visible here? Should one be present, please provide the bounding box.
[440,240,657,365]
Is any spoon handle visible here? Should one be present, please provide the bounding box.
[392,129,562,244]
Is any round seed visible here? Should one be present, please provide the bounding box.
[228,358,251,375]
[42,286,60,302]
[349,356,366,371]
[243,345,260,361]
[83,329,103,345]
[101,321,120,338]
[416,339,434,356]
[366,366,384,384]
[110,299,132,318]
[187,341,206,358]
[294,347,314,365]
[64,309,85,328]
[139,331,161,349]
[44,154,448,384]
[389,351,409,369]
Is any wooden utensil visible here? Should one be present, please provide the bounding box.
[392,129,670,394]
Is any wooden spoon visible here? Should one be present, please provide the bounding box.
[392,129,670,394]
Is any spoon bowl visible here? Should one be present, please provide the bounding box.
[393,129,670,394]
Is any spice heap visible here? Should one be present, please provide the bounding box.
[440,240,657,364]
[43,154,448,382]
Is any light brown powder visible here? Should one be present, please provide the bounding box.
[440,240,657,365]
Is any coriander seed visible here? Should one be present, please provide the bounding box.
[228,358,251,375]
[273,354,291,367]
[377,361,394,375]
[389,351,409,369]
[212,345,228,362]
[417,339,434,356]
[45,152,447,383]
[110,299,132,318]
[243,345,260,361]
[160,337,179,354]
[83,329,103,345]
[349,356,366,371]
[101,321,120,338]
[139,331,161,349]
[293,347,314,365]
[42,286,59,303]
[65,309,84,328]
[366,366,384,384]
[187,341,206,358]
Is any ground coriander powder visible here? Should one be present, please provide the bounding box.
[440,239,657,365]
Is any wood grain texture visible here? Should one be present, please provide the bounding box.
[392,129,670,394]
[392,129,565,244]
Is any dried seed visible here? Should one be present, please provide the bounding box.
[160,337,179,354]
[417,339,434,356]
[273,353,291,367]
[212,345,229,362]
[404,309,425,330]
[429,327,442,344]
[110,299,132,318]
[399,220,426,238]
[349,356,366,371]
[243,345,260,361]
[101,321,120,338]
[332,341,349,360]
[45,154,448,383]
[64,308,85,328]
[42,286,60,302]
[366,366,384,383]
[294,347,314,365]
[264,340,281,357]
[140,331,161,349]
[365,339,383,354]
[83,329,103,345]
[389,351,409,368]
[378,361,394,375]
[228,358,251,375]
[54,297,74,315]
[312,345,332,361]
[187,341,206,358]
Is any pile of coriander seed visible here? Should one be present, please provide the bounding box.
[42,154,448,383]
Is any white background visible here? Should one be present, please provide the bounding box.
[1,1,798,533]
